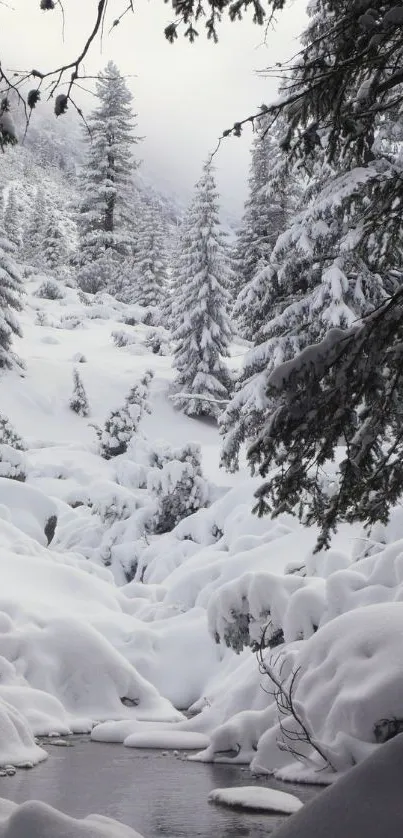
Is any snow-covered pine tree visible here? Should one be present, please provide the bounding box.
[161,218,188,330]
[0,413,24,449]
[77,61,139,294]
[232,119,298,341]
[232,111,288,309]
[222,0,403,540]
[3,188,22,250]
[99,370,153,459]
[171,160,233,419]
[42,216,69,275]
[221,154,387,473]
[130,198,168,309]
[0,217,22,369]
[147,442,209,533]
[69,369,90,417]
[24,187,48,268]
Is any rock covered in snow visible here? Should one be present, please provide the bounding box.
[208,786,303,814]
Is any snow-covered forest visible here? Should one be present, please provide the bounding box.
[1,0,403,835]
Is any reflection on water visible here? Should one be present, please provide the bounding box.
[0,737,320,837]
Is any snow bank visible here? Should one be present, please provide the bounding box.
[0,799,143,838]
[0,698,46,768]
[123,730,209,750]
[0,479,57,545]
[208,786,302,814]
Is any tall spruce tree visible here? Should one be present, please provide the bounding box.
[77,61,139,294]
[131,198,168,309]
[24,187,48,268]
[0,219,22,369]
[232,113,289,314]
[43,217,69,275]
[3,188,21,250]
[221,152,387,474]
[232,120,298,341]
[171,160,233,419]
[221,0,403,542]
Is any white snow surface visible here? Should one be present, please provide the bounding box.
[0,798,143,838]
[208,786,303,813]
[0,279,403,786]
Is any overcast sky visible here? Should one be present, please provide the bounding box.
[3,1,307,216]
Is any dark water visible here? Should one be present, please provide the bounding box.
[0,737,321,837]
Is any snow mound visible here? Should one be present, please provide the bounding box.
[208,786,302,814]
[123,730,209,750]
[0,479,57,545]
[0,799,143,838]
[0,698,46,768]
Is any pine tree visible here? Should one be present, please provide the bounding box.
[43,216,69,274]
[24,187,48,268]
[131,198,168,308]
[0,220,22,369]
[77,61,139,294]
[99,371,153,459]
[232,112,288,308]
[232,120,298,341]
[171,160,233,419]
[3,188,21,250]
[69,369,90,417]
[221,155,387,473]
[221,0,403,539]
[0,413,24,449]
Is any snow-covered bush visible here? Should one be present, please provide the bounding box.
[69,369,90,417]
[0,413,25,450]
[34,310,49,327]
[90,481,141,525]
[59,315,82,330]
[0,444,27,482]
[35,279,64,301]
[99,371,153,460]
[144,328,170,356]
[111,330,136,348]
[147,443,209,534]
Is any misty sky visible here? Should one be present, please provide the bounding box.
[3,1,307,217]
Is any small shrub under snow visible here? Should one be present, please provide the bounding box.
[99,371,153,460]
[35,280,64,301]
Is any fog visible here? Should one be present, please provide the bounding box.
[2,0,307,215]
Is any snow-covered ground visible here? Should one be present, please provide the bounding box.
[0,276,402,799]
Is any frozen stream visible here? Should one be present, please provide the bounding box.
[0,737,320,837]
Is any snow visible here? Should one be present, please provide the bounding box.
[0,799,143,838]
[123,730,209,750]
[0,240,400,797]
[208,786,302,814]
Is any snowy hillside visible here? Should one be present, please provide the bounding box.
[0,274,400,796]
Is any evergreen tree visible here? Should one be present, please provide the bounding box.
[43,217,69,274]
[3,188,21,250]
[69,369,90,417]
[221,155,387,473]
[232,121,299,341]
[171,160,233,419]
[232,112,288,309]
[131,199,169,308]
[221,0,403,540]
[77,61,139,294]
[24,187,48,268]
[0,220,22,369]
[0,413,24,449]
[99,371,153,459]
